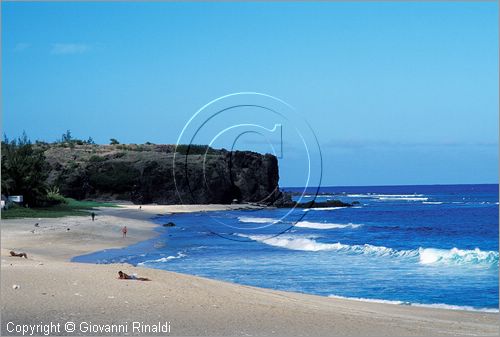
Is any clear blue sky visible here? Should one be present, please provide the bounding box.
[2,2,498,186]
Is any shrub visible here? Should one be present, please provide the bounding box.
[176,144,218,155]
[88,162,140,193]
[89,155,105,163]
[44,186,67,206]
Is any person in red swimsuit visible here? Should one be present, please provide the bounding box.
[121,226,128,238]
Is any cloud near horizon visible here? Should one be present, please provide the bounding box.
[50,43,90,55]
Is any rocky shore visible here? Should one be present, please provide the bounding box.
[40,143,281,205]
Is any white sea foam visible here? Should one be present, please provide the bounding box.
[377,194,425,197]
[328,295,407,305]
[237,217,361,230]
[294,221,362,230]
[303,194,336,198]
[344,194,429,201]
[422,201,443,204]
[138,252,186,265]
[238,217,281,224]
[346,194,424,198]
[238,234,498,266]
[302,207,347,211]
[377,197,428,201]
[418,247,498,265]
[327,295,499,313]
[238,234,342,252]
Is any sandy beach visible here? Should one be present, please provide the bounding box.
[1,205,498,336]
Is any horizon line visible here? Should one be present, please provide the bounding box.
[282,183,499,189]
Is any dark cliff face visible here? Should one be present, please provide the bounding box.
[43,144,280,205]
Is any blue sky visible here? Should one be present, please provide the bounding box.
[2,2,498,186]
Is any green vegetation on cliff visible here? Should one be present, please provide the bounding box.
[1,132,281,208]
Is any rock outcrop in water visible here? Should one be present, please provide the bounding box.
[40,143,281,205]
[272,193,352,208]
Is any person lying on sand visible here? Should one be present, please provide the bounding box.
[10,251,28,259]
[118,271,150,281]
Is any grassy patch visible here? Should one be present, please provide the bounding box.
[1,198,119,219]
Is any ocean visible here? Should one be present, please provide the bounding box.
[73,184,499,312]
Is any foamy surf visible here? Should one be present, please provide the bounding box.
[237,234,498,266]
[138,252,186,265]
[327,295,499,313]
[418,247,498,265]
[294,221,362,229]
[343,193,429,201]
[303,194,336,198]
[377,197,429,201]
[237,217,362,230]
[345,194,425,198]
[238,216,281,224]
[302,207,347,211]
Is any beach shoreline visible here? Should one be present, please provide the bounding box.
[1,204,498,336]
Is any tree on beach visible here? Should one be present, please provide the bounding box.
[1,132,48,206]
[110,138,120,145]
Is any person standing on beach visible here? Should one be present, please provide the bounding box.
[91,212,95,221]
[122,226,128,238]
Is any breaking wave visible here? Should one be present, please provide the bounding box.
[237,217,361,230]
[294,221,362,230]
[303,194,336,198]
[346,194,424,198]
[302,207,347,211]
[237,234,498,266]
[344,193,429,201]
[238,216,281,224]
[377,196,428,201]
[137,252,186,265]
[418,248,498,265]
